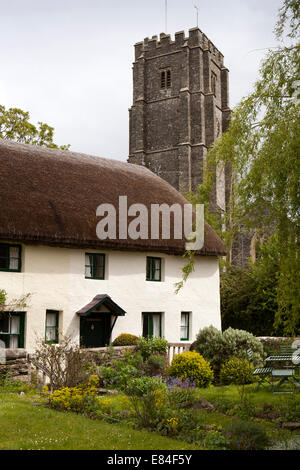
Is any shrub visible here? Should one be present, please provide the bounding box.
[100,363,141,391]
[193,326,264,378]
[165,408,205,444]
[192,326,225,376]
[49,375,100,413]
[145,354,167,376]
[167,351,214,388]
[204,430,229,450]
[136,336,168,360]
[225,420,271,450]
[222,328,264,366]
[125,376,168,428]
[112,333,139,346]
[33,335,91,390]
[126,376,167,397]
[166,385,198,409]
[220,357,255,385]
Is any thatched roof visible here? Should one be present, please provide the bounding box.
[0,139,226,256]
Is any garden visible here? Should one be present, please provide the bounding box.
[1,327,300,451]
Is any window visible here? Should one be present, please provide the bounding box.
[146,257,162,282]
[211,72,217,96]
[180,312,190,341]
[142,313,162,338]
[0,312,25,348]
[0,244,22,272]
[160,69,171,89]
[166,70,171,88]
[45,310,59,343]
[85,253,105,280]
[161,71,166,89]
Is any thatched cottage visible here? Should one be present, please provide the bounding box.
[0,139,225,352]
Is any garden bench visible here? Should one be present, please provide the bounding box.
[265,346,300,393]
[253,367,273,390]
[271,368,297,393]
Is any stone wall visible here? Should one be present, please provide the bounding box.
[1,346,139,383]
[0,349,29,382]
[85,345,138,366]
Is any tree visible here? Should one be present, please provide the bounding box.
[0,105,70,150]
[182,0,300,335]
[221,235,281,336]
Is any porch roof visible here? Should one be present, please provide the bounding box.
[76,294,126,317]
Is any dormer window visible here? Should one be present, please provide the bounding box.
[146,256,162,281]
[85,253,106,280]
[160,69,171,89]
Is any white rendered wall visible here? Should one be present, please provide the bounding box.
[0,243,221,352]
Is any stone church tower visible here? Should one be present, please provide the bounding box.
[128,28,231,212]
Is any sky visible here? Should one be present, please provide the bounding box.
[0,0,283,161]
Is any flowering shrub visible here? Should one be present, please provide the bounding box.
[165,376,197,389]
[220,357,255,385]
[100,364,140,390]
[126,376,167,397]
[49,375,100,413]
[112,334,139,346]
[165,417,180,436]
[167,351,214,388]
[163,376,198,408]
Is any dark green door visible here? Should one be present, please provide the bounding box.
[80,313,111,348]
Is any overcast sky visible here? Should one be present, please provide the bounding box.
[1,0,283,161]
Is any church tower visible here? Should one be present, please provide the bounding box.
[128,28,231,210]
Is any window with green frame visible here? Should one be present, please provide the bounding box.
[146,257,162,281]
[45,310,59,343]
[142,312,162,338]
[0,244,22,272]
[0,312,25,348]
[85,253,105,280]
[180,312,190,340]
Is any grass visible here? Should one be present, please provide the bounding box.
[197,383,300,447]
[200,383,300,412]
[0,391,198,450]
[1,381,299,450]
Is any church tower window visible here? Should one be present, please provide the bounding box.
[160,69,171,89]
[166,70,171,88]
[211,72,217,96]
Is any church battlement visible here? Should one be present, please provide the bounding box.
[134,28,224,67]
[129,27,230,197]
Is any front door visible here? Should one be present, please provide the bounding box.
[80,313,111,348]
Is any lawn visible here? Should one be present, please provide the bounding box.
[1,381,300,450]
[0,390,198,450]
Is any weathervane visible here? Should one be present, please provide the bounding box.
[194,4,199,28]
[165,0,168,33]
